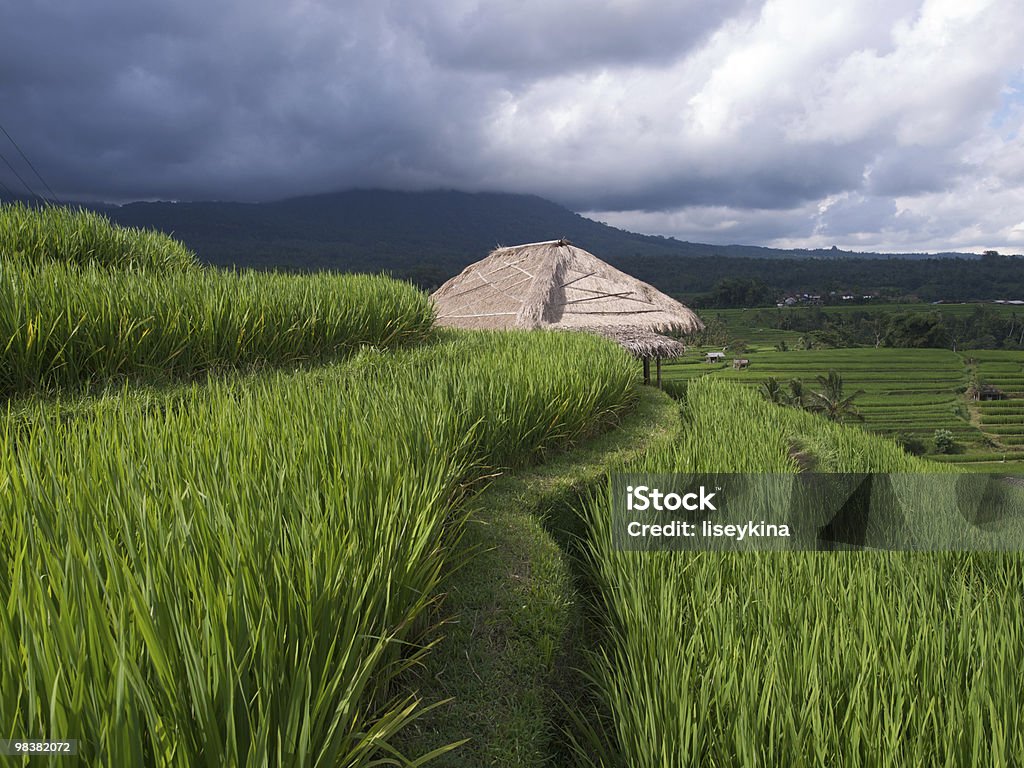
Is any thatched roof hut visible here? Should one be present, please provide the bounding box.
[431,239,703,384]
[584,325,688,360]
[433,239,702,335]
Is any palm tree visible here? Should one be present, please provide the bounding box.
[760,376,785,405]
[807,370,865,422]
[787,377,807,409]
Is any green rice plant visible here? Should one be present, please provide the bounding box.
[0,330,638,765]
[578,550,1024,766]
[976,410,1024,420]
[0,202,195,270]
[574,379,1024,766]
[929,451,1024,463]
[0,257,435,396]
[958,460,1024,473]
[662,347,983,452]
[976,403,1024,413]
[979,415,1024,426]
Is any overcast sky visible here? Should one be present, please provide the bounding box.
[2,0,1023,252]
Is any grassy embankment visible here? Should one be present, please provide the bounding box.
[2,333,638,766]
[665,335,1024,471]
[574,378,1024,766]
[388,372,1024,765]
[6,204,1022,765]
[665,347,972,438]
[1,205,641,765]
[1,201,196,270]
[0,203,434,396]
[394,387,680,766]
[959,350,1024,467]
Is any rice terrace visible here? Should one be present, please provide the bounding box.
[2,204,1024,766]
[671,308,1024,473]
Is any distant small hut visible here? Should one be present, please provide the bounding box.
[968,382,1007,401]
[733,358,750,370]
[431,239,703,386]
[705,351,726,363]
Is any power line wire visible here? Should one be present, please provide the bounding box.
[0,174,17,200]
[0,119,61,205]
[0,147,43,202]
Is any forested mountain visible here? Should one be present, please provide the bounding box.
[88,188,976,274]
[4,189,1019,302]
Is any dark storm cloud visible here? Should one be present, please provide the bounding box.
[864,147,971,198]
[1,0,1023,250]
[400,0,754,76]
[584,202,819,246]
[1,0,510,201]
[818,194,899,237]
[557,140,875,212]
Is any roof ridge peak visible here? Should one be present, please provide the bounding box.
[494,238,572,250]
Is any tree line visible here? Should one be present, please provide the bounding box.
[741,305,1024,350]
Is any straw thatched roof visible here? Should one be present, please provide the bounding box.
[583,326,688,360]
[431,239,704,345]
